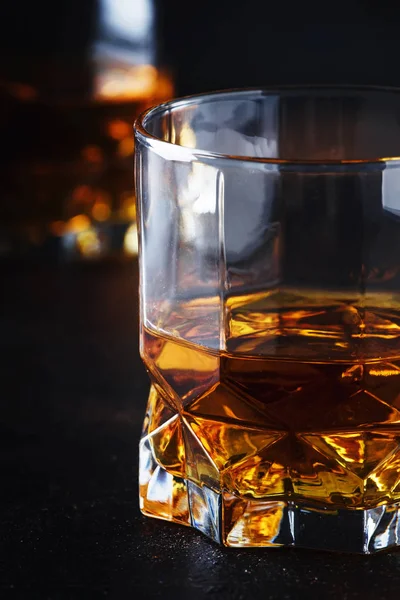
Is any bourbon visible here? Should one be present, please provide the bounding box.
[139,289,400,550]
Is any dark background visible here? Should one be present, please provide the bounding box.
[2,3,400,598]
[2,1,400,95]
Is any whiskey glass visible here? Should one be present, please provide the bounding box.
[135,87,400,552]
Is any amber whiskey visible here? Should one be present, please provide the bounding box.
[139,290,400,551]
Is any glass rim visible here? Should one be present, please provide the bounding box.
[134,84,400,167]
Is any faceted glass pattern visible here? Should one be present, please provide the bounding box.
[135,88,400,552]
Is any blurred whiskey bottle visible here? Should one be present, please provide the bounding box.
[0,0,173,261]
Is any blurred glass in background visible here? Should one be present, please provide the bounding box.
[0,0,173,262]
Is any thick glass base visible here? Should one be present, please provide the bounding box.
[140,431,400,553]
[139,384,400,553]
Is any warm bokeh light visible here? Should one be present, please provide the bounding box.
[123,223,138,255]
[10,47,174,261]
[118,137,135,157]
[81,145,104,163]
[65,214,91,234]
[76,228,102,257]
[94,63,173,104]
[72,185,94,204]
[107,119,132,140]
[92,201,112,222]
[120,194,137,220]
[96,64,157,102]
[156,72,174,101]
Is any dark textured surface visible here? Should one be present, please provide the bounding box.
[1,261,400,599]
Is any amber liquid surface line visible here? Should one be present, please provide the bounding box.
[139,290,400,550]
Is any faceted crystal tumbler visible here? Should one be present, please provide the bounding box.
[134,87,400,552]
